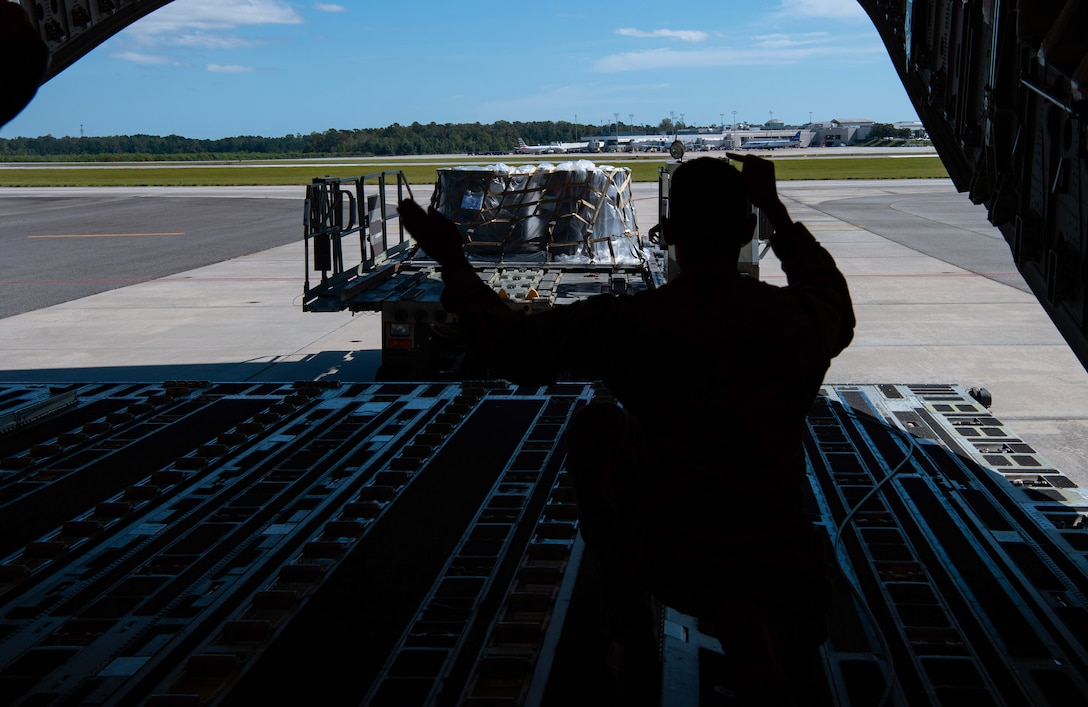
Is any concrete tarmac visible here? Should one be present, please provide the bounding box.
[1,179,1087,487]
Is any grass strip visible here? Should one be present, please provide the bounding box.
[0,155,948,187]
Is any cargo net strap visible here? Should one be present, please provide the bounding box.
[429,162,644,265]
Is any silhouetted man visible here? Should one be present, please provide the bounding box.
[399,154,854,705]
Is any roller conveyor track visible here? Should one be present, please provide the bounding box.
[2,382,1088,705]
[783,385,1088,706]
[0,380,598,706]
[661,384,1088,707]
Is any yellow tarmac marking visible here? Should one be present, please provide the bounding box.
[29,232,186,239]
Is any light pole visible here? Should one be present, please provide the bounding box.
[732,110,737,149]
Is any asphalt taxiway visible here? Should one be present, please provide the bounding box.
[1,178,1087,486]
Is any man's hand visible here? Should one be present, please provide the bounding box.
[397,200,468,267]
[725,153,791,230]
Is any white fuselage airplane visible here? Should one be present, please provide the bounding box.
[516,137,587,154]
[741,131,802,150]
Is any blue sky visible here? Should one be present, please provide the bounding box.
[2,0,919,139]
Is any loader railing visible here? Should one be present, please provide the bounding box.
[302,171,414,312]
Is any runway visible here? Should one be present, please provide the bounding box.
[1,178,1087,487]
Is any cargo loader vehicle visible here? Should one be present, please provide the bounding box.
[300,162,665,380]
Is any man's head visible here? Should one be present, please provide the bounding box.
[662,157,754,265]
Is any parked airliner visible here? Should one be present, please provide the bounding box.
[516,137,587,154]
[741,131,801,150]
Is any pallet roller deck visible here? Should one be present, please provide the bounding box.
[1,381,1088,706]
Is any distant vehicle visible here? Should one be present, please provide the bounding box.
[629,139,667,153]
[515,137,587,154]
[741,131,802,150]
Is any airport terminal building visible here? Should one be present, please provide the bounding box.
[581,116,923,152]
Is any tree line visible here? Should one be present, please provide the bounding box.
[0,120,664,161]
[867,122,915,140]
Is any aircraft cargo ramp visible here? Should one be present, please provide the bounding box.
[2,380,1088,706]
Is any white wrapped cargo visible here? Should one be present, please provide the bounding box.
[430,162,643,264]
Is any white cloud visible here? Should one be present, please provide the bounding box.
[314,3,346,12]
[113,0,303,71]
[752,32,831,49]
[616,28,709,43]
[593,40,882,73]
[595,48,737,73]
[778,0,868,21]
[172,32,259,49]
[130,0,304,35]
[207,63,256,73]
[113,51,179,65]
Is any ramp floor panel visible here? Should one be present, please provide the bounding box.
[0,382,1085,705]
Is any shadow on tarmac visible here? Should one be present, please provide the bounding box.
[0,349,383,384]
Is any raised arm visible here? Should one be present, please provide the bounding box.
[726,153,855,357]
[397,198,522,344]
[397,200,468,268]
[725,152,792,232]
